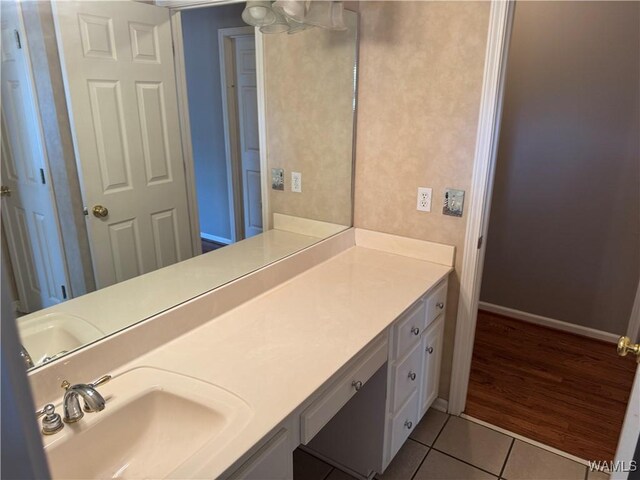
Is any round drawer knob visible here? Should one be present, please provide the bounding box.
[404,420,413,429]
[411,326,420,336]
[351,380,363,391]
[408,371,417,381]
[436,302,444,309]
[427,346,434,354]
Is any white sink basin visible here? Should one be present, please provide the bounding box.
[43,367,253,479]
[19,313,104,365]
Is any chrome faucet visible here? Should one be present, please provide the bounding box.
[19,345,34,369]
[61,375,111,423]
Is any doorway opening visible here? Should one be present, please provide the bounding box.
[463,1,639,462]
[180,5,262,251]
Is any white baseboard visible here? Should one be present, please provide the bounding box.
[478,302,618,344]
[200,232,232,245]
[431,397,449,413]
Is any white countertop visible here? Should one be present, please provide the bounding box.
[89,245,451,478]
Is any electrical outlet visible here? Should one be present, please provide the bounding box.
[291,172,302,193]
[417,187,432,212]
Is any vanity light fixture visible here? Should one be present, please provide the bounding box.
[241,1,277,27]
[242,1,347,34]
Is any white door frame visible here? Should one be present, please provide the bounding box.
[169,7,270,244]
[219,26,255,242]
[447,0,515,416]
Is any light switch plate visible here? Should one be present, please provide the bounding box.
[443,188,465,217]
[291,172,302,193]
[271,168,284,191]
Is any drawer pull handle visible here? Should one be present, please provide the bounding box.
[351,380,363,391]
[436,302,444,309]
[408,371,417,381]
[427,346,434,354]
[404,420,413,429]
[411,326,420,336]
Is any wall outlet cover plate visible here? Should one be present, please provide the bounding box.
[291,172,302,193]
[271,168,284,191]
[443,188,465,217]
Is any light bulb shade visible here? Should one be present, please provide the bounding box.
[304,1,347,31]
[272,0,306,23]
[286,16,314,34]
[260,8,290,34]
[242,1,276,27]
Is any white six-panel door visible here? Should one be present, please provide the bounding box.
[234,35,262,239]
[53,1,194,289]
[0,0,69,312]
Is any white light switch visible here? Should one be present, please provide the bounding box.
[291,172,302,193]
[417,187,432,212]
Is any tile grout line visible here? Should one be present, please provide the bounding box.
[409,414,451,480]
[322,467,335,480]
[429,447,502,478]
[498,438,516,479]
[461,414,590,466]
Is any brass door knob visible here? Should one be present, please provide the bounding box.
[92,205,109,218]
[617,336,640,362]
[0,185,11,197]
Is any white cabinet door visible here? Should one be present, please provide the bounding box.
[53,1,194,289]
[420,316,444,416]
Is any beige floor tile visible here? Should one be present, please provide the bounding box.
[410,409,449,446]
[588,470,610,480]
[326,468,359,480]
[293,449,333,480]
[376,439,429,480]
[414,450,496,480]
[502,441,586,480]
[433,416,512,475]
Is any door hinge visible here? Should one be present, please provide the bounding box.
[39,168,46,184]
[61,285,67,299]
[14,30,22,49]
[477,236,484,249]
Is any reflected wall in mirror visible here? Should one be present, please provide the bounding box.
[0,0,358,369]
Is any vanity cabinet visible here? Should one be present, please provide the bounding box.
[229,429,293,480]
[226,277,448,480]
[307,279,448,477]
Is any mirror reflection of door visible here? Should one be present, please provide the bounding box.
[54,1,195,290]
[1,0,69,312]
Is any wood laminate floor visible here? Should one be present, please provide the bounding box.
[466,310,637,462]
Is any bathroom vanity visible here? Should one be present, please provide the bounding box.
[29,228,453,479]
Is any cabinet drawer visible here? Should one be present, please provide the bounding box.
[390,340,422,413]
[425,281,447,328]
[389,390,419,462]
[300,334,388,444]
[393,300,426,359]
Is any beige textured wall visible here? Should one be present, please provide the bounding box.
[354,1,491,399]
[263,12,357,227]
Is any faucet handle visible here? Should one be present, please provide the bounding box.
[35,404,64,435]
[91,374,112,388]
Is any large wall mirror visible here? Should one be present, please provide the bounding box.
[0,0,358,370]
